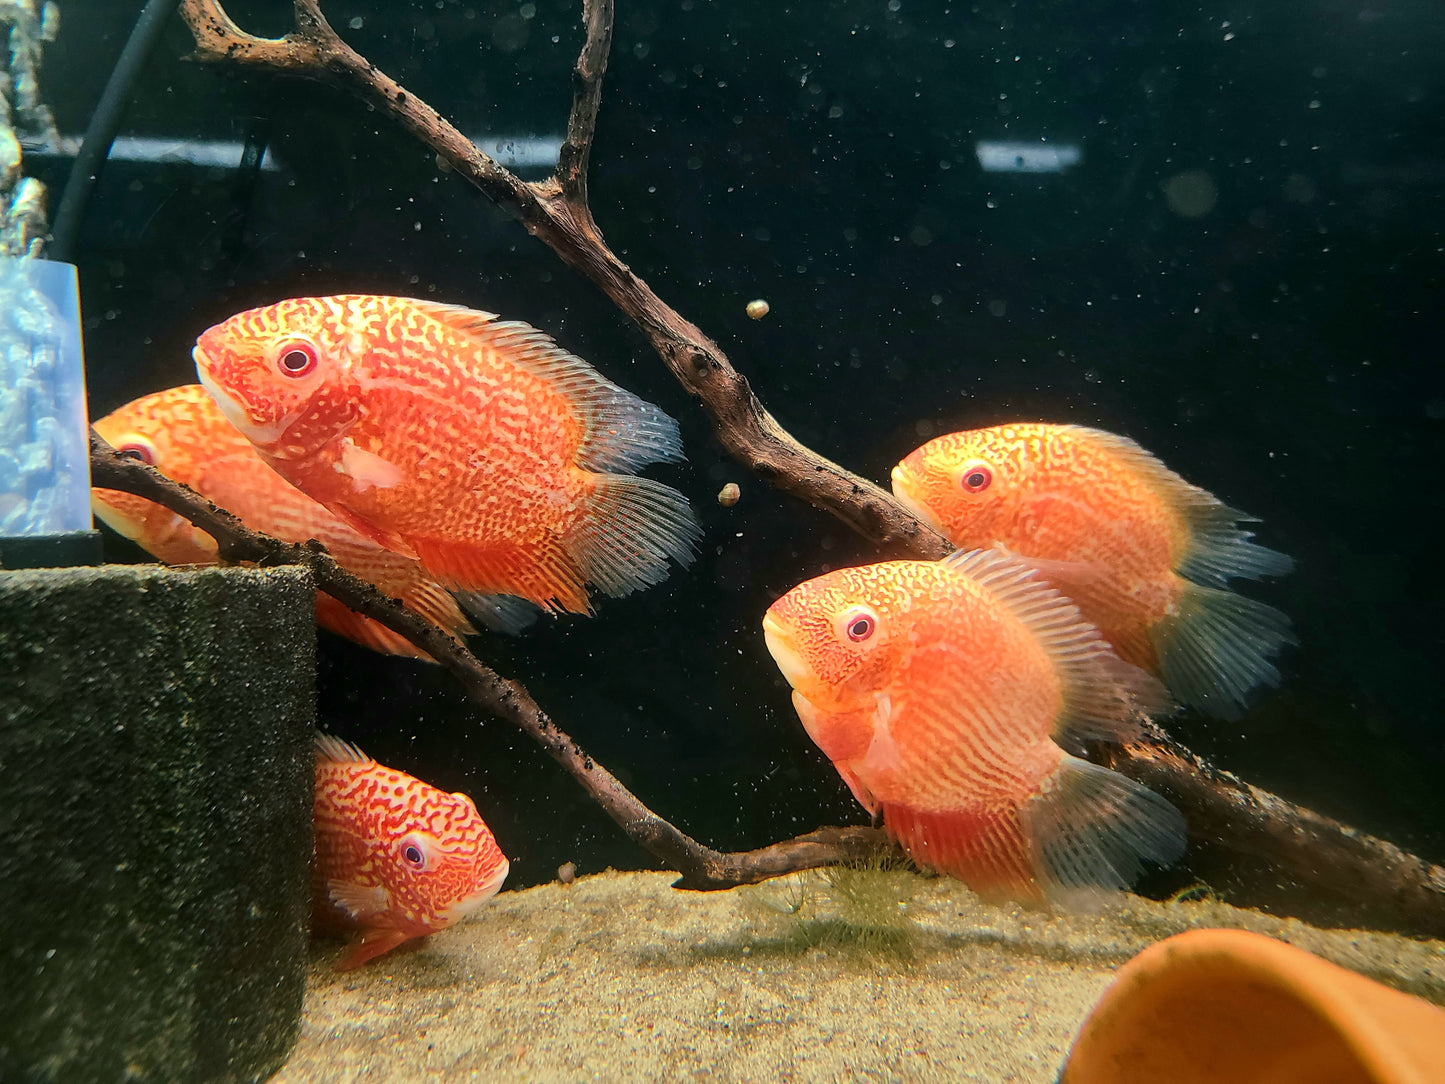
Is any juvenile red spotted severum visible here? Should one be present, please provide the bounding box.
[891,423,1294,718]
[192,295,700,614]
[312,734,510,970]
[91,385,488,660]
[763,549,1186,905]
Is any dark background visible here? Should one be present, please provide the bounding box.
[32,0,1445,895]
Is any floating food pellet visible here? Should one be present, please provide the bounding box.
[745,299,770,320]
[717,482,741,507]
[557,861,577,885]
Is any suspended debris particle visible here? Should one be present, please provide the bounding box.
[717,482,741,507]
[557,861,577,885]
[745,299,770,320]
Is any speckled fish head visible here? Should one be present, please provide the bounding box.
[762,561,937,716]
[91,386,228,560]
[193,296,365,461]
[370,784,510,931]
[891,425,1038,542]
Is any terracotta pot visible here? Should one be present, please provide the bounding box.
[1060,927,1445,1084]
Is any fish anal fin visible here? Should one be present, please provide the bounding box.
[1023,753,1187,904]
[1153,582,1297,719]
[941,547,1172,747]
[335,927,414,971]
[565,474,700,599]
[881,801,1045,905]
[454,591,541,635]
[408,535,591,615]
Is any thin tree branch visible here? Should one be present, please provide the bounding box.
[163,2,1445,936]
[176,0,945,557]
[89,430,895,889]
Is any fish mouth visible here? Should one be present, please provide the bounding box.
[440,858,510,925]
[762,613,813,691]
[889,468,942,531]
[194,348,298,450]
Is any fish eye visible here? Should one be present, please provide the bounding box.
[837,605,880,644]
[116,438,156,466]
[398,835,429,871]
[960,463,993,493]
[276,341,318,377]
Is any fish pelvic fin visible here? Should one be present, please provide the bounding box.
[942,547,1173,749]
[1153,581,1297,719]
[881,801,1046,905]
[336,926,414,971]
[1022,753,1187,906]
[566,474,701,599]
[314,595,435,661]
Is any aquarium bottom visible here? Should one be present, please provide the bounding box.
[278,869,1444,1083]
[0,529,103,569]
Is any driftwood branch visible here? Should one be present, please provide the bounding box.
[160,0,1445,936]
[90,430,893,890]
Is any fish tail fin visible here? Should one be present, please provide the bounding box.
[943,547,1173,750]
[881,801,1046,905]
[409,536,592,616]
[454,591,542,635]
[567,474,701,598]
[1153,581,1297,719]
[1023,753,1187,906]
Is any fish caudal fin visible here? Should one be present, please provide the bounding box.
[942,547,1173,748]
[1023,753,1188,905]
[881,801,1044,904]
[1153,582,1297,719]
[568,474,701,598]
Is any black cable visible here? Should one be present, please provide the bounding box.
[47,0,178,263]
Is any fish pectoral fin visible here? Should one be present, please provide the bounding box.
[322,502,420,560]
[327,879,390,923]
[336,926,414,971]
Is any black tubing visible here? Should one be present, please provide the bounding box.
[47,0,178,263]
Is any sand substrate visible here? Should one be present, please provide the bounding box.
[275,869,1445,1082]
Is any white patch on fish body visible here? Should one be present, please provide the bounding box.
[859,691,903,778]
[336,438,404,491]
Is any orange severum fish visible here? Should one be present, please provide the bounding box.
[313,734,509,970]
[891,424,1294,718]
[763,550,1186,904]
[92,385,482,660]
[192,295,700,614]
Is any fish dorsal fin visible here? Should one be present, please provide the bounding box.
[1061,426,1294,587]
[328,879,390,923]
[315,732,373,766]
[405,298,685,474]
[941,547,1172,747]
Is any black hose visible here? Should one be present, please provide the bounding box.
[47,0,178,263]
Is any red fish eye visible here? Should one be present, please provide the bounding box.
[117,442,154,466]
[961,465,993,493]
[398,835,429,871]
[277,342,317,377]
[846,614,875,642]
